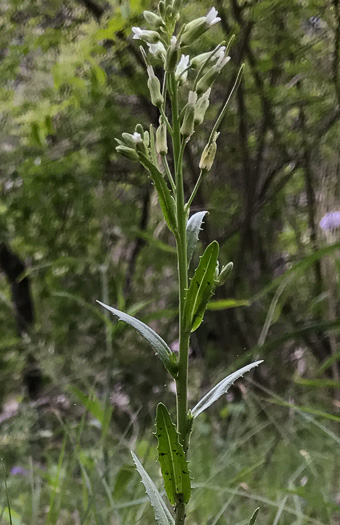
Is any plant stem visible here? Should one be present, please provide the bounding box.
[171,72,190,524]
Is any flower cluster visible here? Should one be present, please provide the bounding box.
[116,4,233,176]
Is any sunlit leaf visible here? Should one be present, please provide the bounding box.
[156,403,191,505]
[207,298,250,310]
[191,361,263,418]
[186,211,208,266]
[131,452,174,525]
[97,301,178,377]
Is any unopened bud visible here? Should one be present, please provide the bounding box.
[144,130,150,147]
[116,145,139,161]
[199,132,219,171]
[218,262,233,285]
[196,65,219,95]
[194,88,211,125]
[158,1,165,17]
[191,46,226,70]
[166,36,180,73]
[156,122,168,155]
[166,4,175,20]
[143,10,164,28]
[147,66,164,107]
[175,55,190,84]
[122,132,138,148]
[180,91,197,138]
[135,123,144,136]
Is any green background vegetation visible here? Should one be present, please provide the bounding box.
[0,0,339,523]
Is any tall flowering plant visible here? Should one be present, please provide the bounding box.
[98,2,262,523]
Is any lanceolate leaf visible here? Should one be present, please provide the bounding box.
[156,403,191,506]
[183,241,219,333]
[139,154,177,234]
[191,361,263,418]
[131,452,175,525]
[186,211,208,266]
[97,301,178,377]
[207,298,250,310]
[248,507,260,525]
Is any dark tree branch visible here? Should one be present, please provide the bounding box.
[0,242,42,399]
[124,188,150,297]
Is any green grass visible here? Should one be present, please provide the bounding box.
[1,383,339,524]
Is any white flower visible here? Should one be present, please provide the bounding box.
[147,41,166,60]
[170,36,177,48]
[132,132,142,143]
[216,46,226,61]
[216,54,230,70]
[188,90,198,106]
[131,27,160,44]
[205,7,221,26]
[175,55,190,82]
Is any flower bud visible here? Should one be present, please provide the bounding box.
[147,41,166,61]
[194,88,211,125]
[196,65,219,94]
[143,130,150,147]
[199,132,219,171]
[147,66,164,107]
[175,55,190,83]
[156,122,168,155]
[135,123,144,136]
[116,145,139,161]
[181,7,221,46]
[158,1,166,17]
[166,36,180,73]
[122,132,137,148]
[132,27,161,44]
[218,262,233,285]
[166,4,175,20]
[180,91,197,138]
[143,10,164,28]
[191,46,226,70]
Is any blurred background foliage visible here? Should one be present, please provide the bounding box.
[0,0,339,523]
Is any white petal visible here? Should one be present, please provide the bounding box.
[206,7,220,25]
[132,132,142,143]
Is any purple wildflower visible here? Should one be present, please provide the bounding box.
[319,211,340,231]
[11,466,29,476]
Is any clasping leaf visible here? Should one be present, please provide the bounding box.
[186,211,208,266]
[97,301,178,378]
[183,240,219,332]
[139,153,177,234]
[156,403,191,506]
[191,361,263,418]
[131,452,175,525]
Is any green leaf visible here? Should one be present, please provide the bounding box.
[97,301,178,377]
[207,298,250,310]
[191,361,263,418]
[183,241,219,332]
[139,154,177,234]
[248,507,260,525]
[131,452,175,525]
[156,403,191,506]
[186,211,208,266]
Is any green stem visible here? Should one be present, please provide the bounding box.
[170,71,190,524]
[162,156,176,193]
[185,169,204,212]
